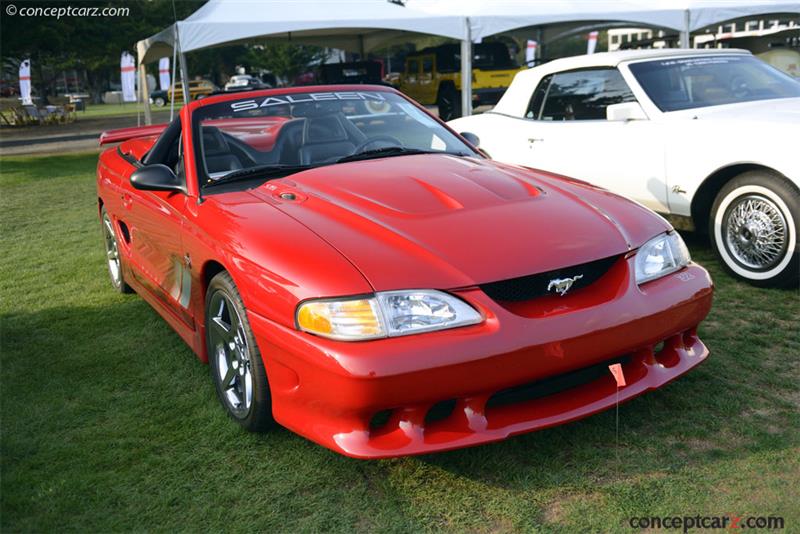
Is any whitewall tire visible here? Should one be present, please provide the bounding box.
[710,171,799,287]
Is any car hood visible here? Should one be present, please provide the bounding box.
[249,155,669,291]
[668,97,800,125]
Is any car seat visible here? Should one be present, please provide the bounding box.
[202,126,243,174]
[298,114,356,165]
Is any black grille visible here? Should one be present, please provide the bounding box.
[479,255,619,302]
[486,355,631,410]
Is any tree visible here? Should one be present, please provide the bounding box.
[243,43,329,83]
[1,1,331,98]
[0,0,204,100]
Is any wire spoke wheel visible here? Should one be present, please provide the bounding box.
[208,290,253,417]
[723,194,787,271]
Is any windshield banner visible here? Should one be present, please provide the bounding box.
[231,91,386,112]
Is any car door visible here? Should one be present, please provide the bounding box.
[121,124,194,327]
[498,68,669,213]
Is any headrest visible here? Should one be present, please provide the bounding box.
[202,126,228,154]
[303,114,347,143]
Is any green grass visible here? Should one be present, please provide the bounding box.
[1,152,798,532]
[79,102,182,119]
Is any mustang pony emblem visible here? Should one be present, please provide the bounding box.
[547,275,584,296]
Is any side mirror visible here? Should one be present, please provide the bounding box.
[606,102,648,121]
[460,131,480,147]
[130,164,185,193]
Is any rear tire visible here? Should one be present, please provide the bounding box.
[436,84,462,121]
[100,207,133,294]
[153,96,166,107]
[206,271,274,432]
[709,170,799,287]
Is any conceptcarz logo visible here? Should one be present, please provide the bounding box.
[627,514,785,532]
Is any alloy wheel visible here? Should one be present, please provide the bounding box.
[208,290,253,417]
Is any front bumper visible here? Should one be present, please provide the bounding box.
[249,257,713,459]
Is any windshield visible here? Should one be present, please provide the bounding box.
[629,55,800,112]
[193,89,476,183]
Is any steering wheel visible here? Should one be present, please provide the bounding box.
[353,135,404,154]
[730,76,750,98]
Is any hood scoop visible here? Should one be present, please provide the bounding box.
[253,154,633,290]
[268,155,541,216]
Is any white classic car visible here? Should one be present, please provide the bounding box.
[449,49,800,287]
[224,75,269,92]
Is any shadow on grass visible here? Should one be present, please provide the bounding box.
[418,372,796,492]
[3,295,797,478]
[2,231,797,531]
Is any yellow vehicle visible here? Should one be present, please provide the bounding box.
[400,42,525,120]
[167,79,216,102]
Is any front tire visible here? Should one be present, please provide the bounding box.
[436,84,462,121]
[710,171,799,287]
[206,271,273,432]
[153,96,166,107]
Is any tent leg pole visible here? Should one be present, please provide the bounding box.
[536,27,543,60]
[179,51,190,103]
[536,26,544,60]
[139,62,152,126]
[460,18,472,118]
[169,43,178,121]
[681,9,691,48]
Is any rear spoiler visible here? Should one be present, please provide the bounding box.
[99,123,168,145]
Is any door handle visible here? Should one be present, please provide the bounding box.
[528,138,544,143]
[121,193,133,209]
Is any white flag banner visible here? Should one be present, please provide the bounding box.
[19,59,32,105]
[525,40,538,65]
[158,57,171,90]
[120,51,137,102]
[587,31,599,55]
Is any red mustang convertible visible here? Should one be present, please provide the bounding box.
[97,86,713,458]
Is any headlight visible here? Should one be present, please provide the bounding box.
[296,290,482,341]
[634,231,691,284]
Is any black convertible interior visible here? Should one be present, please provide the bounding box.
[200,102,419,177]
[176,91,478,186]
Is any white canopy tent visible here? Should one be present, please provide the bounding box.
[135,0,468,123]
[408,0,800,41]
[137,0,800,123]
[409,0,800,114]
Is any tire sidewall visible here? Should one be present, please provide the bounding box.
[710,172,799,286]
[437,91,452,121]
[437,85,460,121]
[100,206,131,293]
[205,272,273,431]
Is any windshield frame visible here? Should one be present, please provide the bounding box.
[624,53,800,113]
[189,85,481,193]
